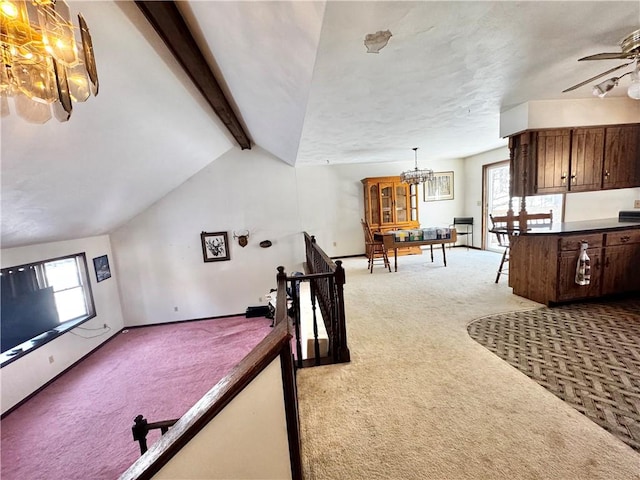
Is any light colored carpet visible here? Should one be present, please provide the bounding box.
[296,248,640,480]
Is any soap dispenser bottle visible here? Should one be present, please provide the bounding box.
[575,241,591,286]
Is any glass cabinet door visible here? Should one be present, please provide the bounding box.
[369,185,380,225]
[394,184,408,222]
[380,184,394,225]
[409,184,418,221]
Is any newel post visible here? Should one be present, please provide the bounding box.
[275,266,288,327]
[132,415,150,455]
[334,260,350,363]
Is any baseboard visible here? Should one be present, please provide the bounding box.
[1,327,124,419]
[123,313,249,330]
[450,245,481,250]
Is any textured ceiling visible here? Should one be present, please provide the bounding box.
[2,1,639,248]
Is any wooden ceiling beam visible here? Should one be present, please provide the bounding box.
[136,1,251,150]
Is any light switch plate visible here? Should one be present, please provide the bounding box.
[635,200,640,208]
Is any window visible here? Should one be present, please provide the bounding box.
[44,256,92,322]
[1,253,96,364]
[485,162,564,251]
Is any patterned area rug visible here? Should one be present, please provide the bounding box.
[468,297,640,451]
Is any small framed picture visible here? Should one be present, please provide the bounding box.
[424,171,454,201]
[93,255,112,282]
[201,231,230,262]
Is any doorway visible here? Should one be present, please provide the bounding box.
[484,161,510,252]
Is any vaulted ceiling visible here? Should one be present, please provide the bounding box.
[2,1,639,248]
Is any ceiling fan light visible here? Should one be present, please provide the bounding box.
[628,62,640,100]
[592,77,618,98]
[628,80,640,100]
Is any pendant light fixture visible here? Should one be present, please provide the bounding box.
[400,147,434,185]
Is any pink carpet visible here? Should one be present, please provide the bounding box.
[1,315,272,479]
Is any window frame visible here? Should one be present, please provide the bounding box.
[0,252,96,367]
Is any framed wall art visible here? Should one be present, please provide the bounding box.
[201,231,230,262]
[424,171,454,202]
[92,255,112,282]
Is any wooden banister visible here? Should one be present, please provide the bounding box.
[292,233,350,368]
[119,315,299,480]
[132,415,178,455]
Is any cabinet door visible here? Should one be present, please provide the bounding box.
[379,183,395,225]
[601,244,640,295]
[535,129,571,194]
[603,125,640,189]
[368,184,380,226]
[570,128,604,192]
[557,249,601,301]
[394,183,408,223]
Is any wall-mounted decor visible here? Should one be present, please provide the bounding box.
[424,171,454,202]
[93,255,111,283]
[233,230,250,247]
[201,231,230,262]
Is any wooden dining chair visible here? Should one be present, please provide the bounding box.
[361,219,391,273]
[489,214,513,284]
[489,210,552,283]
[521,211,553,229]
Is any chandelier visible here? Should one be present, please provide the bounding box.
[400,147,434,185]
[0,0,98,124]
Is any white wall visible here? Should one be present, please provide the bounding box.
[111,147,466,326]
[111,147,303,326]
[500,98,640,137]
[151,357,292,480]
[462,146,510,248]
[295,157,465,255]
[565,188,640,221]
[1,235,125,413]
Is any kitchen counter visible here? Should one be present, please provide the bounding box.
[520,218,640,235]
[507,219,640,305]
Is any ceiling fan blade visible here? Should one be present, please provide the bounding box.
[578,52,636,61]
[562,62,633,92]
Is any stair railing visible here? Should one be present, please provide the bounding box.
[121,268,301,480]
[280,233,349,368]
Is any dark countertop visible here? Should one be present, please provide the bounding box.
[521,218,640,235]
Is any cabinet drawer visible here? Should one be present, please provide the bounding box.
[559,234,603,251]
[605,229,640,246]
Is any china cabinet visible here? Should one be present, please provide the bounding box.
[362,176,420,255]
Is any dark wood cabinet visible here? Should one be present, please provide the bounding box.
[535,129,571,194]
[509,225,640,305]
[570,128,604,192]
[603,125,640,189]
[509,123,640,197]
[601,229,640,295]
[557,248,602,302]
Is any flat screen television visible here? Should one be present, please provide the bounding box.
[1,287,60,353]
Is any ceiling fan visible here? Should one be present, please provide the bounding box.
[563,28,640,99]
